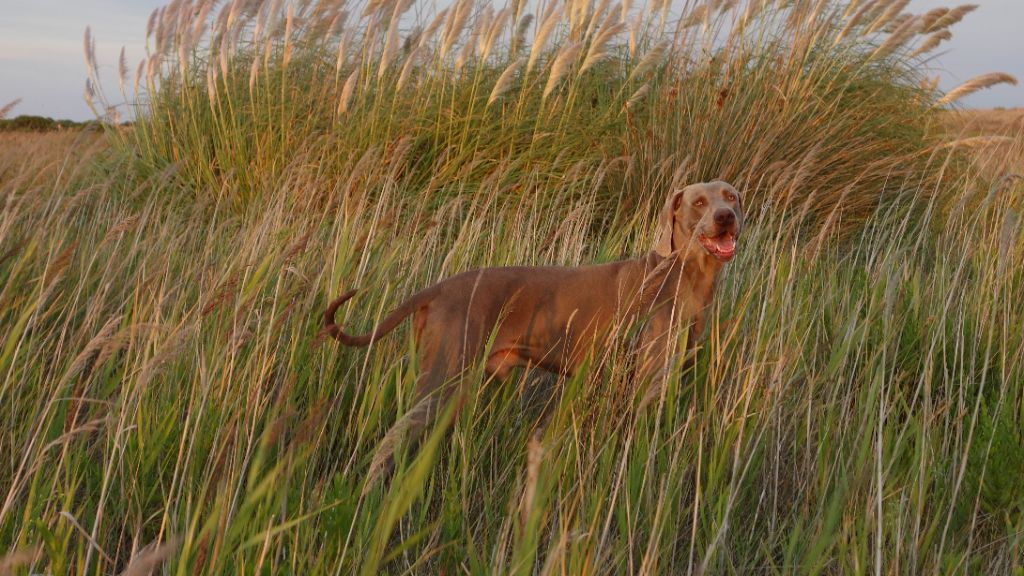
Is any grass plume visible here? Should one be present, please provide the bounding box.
[936,72,1019,106]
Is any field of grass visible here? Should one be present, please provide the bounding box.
[2,0,1024,573]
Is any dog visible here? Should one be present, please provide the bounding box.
[324,180,743,479]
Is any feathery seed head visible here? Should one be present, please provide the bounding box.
[487,56,525,106]
[935,72,1017,106]
[543,41,582,100]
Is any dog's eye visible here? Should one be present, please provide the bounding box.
[693,199,706,207]
[724,193,736,202]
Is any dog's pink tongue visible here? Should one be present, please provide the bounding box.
[713,235,736,260]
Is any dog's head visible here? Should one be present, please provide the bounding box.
[654,180,743,262]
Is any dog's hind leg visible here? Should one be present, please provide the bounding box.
[363,308,483,490]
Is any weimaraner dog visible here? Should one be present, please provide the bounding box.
[324,180,742,478]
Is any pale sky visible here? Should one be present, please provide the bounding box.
[0,0,1021,121]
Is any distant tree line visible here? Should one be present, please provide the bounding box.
[0,115,108,132]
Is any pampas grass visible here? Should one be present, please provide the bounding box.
[865,0,911,34]
[543,41,582,100]
[487,56,525,106]
[527,5,563,74]
[337,68,358,114]
[0,99,20,120]
[936,72,1019,106]
[835,0,880,43]
[6,1,1022,573]
[395,45,421,91]
[939,135,1017,149]
[919,7,949,32]
[911,29,952,58]
[628,39,668,81]
[439,0,471,58]
[927,3,978,32]
[580,13,624,75]
[624,81,650,109]
[871,14,919,58]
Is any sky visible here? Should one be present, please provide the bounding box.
[1,0,1021,121]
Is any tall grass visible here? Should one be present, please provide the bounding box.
[93,0,963,232]
[2,0,1023,573]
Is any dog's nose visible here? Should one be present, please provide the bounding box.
[714,209,735,227]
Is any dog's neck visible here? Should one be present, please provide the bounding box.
[642,250,725,309]
[682,251,724,306]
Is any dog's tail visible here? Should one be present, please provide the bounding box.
[323,288,434,347]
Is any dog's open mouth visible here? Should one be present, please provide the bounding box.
[699,232,737,262]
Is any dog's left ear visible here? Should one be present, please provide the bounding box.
[654,188,685,257]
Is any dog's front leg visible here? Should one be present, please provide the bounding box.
[634,310,678,410]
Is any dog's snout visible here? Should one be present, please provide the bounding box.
[714,209,735,227]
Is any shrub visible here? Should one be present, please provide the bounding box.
[88,0,968,238]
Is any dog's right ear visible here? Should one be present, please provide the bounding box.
[654,188,686,258]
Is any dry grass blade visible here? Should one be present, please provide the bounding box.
[120,537,181,576]
[0,546,42,574]
[521,432,544,527]
[60,510,113,565]
[59,316,124,386]
[935,73,1018,106]
[938,135,1017,149]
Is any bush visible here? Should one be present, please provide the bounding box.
[103,0,951,238]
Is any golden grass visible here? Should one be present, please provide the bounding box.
[944,108,1024,176]
[4,0,1024,572]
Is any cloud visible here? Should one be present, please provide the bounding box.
[0,0,162,119]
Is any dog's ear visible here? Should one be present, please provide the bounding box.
[654,188,686,257]
[730,187,744,224]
